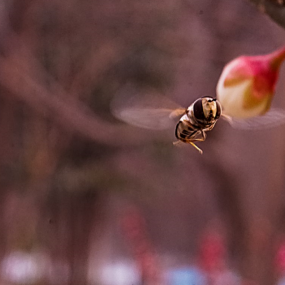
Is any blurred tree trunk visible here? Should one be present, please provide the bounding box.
[41,189,103,285]
[0,96,23,259]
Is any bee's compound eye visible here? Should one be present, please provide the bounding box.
[215,101,222,119]
[193,99,206,121]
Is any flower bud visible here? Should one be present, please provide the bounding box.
[216,47,285,118]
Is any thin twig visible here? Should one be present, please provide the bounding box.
[247,0,285,28]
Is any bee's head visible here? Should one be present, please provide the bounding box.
[193,96,222,124]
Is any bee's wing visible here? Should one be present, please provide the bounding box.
[111,87,185,130]
[112,107,185,130]
[226,108,285,130]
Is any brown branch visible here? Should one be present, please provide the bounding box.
[0,54,167,147]
[0,2,174,148]
[68,42,127,97]
[247,0,285,28]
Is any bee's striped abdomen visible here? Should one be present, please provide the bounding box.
[175,120,198,141]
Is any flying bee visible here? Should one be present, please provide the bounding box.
[111,87,285,154]
[173,97,223,154]
[111,89,230,154]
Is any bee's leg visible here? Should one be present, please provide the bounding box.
[222,114,233,124]
[174,130,205,153]
[189,142,203,154]
[174,139,203,154]
[188,131,206,154]
[173,140,184,147]
[201,130,206,141]
[192,130,207,142]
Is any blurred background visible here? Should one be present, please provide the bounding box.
[0,0,285,285]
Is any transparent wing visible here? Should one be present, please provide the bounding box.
[111,86,186,130]
[226,108,285,130]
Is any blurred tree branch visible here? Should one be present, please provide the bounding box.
[247,0,285,28]
[0,52,163,147]
[0,1,177,149]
